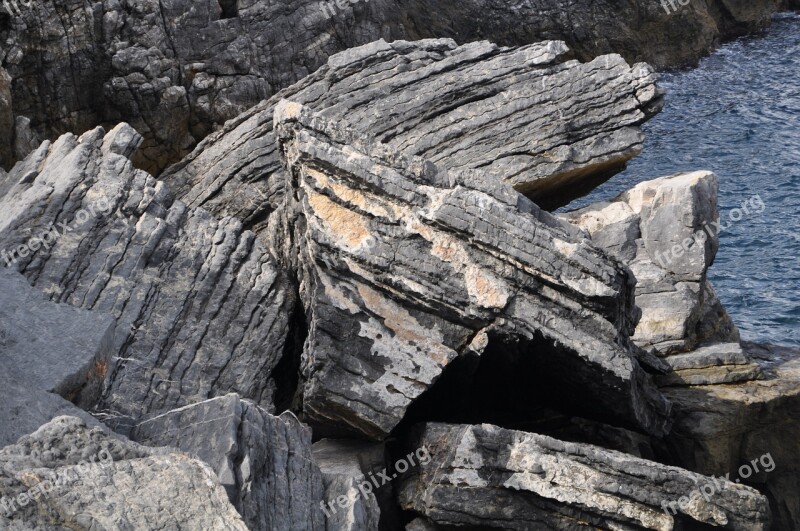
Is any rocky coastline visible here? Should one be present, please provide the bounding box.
[1,1,799,530]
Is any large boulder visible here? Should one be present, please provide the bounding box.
[165,38,662,221]
[398,422,771,530]
[0,267,114,446]
[273,101,670,439]
[0,0,791,170]
[0,416,247,530]
[0,124,297,432]
[130,394,326,531]
[561,171,741,356]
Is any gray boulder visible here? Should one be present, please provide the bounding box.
[165,38,662,219]
[274,100,670,439]
[131,394,326,531]
[0,416,247,530]
[398,422,771,530]
[0,267,114,446]
[0,123,297,432]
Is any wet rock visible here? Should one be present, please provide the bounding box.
[130,394,326,531]
[274,101,670,439]
[0,124,297,432]
[165,38,661,221]
[0,267,114,446]
[0,416,247,530]
[398,422,771,530]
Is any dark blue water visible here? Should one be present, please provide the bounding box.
[568,14,800,347]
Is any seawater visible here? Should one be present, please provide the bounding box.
[567,14,800,346]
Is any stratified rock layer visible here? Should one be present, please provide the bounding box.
[274,101,670,439]
[0,124,296,431]
[0,0,794,170]
[398,422,771,530]
[165,38,661,219]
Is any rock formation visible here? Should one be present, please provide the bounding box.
[1,6,799,529]
[1,0,796,171]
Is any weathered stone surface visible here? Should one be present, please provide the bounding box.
[663,342,800,531]
[399,422,771,530]
[0,67,12,170]
[166,38,662,220]
[561,171,740,355]
[0,416,247,530]
[274,101,670,439]
[656,342,763,386]
[312,439,384,531]
[0,123,296,432]
[0,267,114,446]
[131,393,326,531]
[0,0,794,171]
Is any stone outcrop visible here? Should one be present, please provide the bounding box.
[274,101,670,439]
[0,267,114,446]
[0,416,247,530]
[130,394,326,531]
[0,124,297,432]
[663,342,800,531]
[561,172,741,354]
[164,38,662,216]
[398,422,771,530]
[1,0,793,171]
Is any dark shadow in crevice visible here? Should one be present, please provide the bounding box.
[218,0,238,19]
[271,291,307,414]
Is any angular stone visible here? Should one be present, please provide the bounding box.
[656,342,763,386]
[0,416,247,530]
[561,171,740,355]
[312,439,384,531]
[398,422,771,530]
[0,124,297,432]
[274,101,670,439]
[130,394,326,531]
[165,38,662,228]
[0,267,114,446]
[663,342,800,530]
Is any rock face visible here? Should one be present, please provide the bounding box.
[1,0,792,171]
[164,38,662,216]
[274,101,670,439]
[0,416,247,530]
[131,394,326,531]
[398,422,771,530]
[0,124,297,431]
[0,267,114,446]
[562,171,740,355]
[663,342,800,531]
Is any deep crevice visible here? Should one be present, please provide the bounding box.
[218,0,238,19]
[272,290,308,413]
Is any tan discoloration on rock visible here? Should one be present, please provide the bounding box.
[307,189,372,250]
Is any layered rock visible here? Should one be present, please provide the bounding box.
[0,267,114,446]
[0,0,794,171]
[165,38,662,220]
[663,342,800,530]
[398,422,771,530]
[131,394,326,530]
[274,101,670,439]
[0,416,247,530]
[0,124,297,431]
